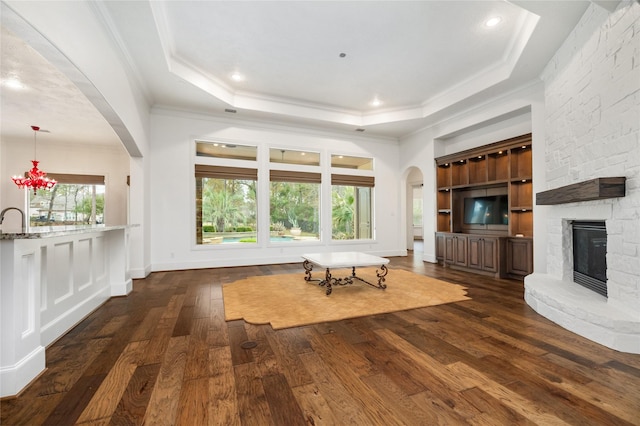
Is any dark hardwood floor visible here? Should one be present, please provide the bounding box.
[2,250,639,425]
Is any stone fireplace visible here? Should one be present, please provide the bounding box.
[524,1,639,354]
[525,194,639,354]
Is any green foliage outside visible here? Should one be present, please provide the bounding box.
[202,178,256,232]
[331,185,355,239]
[269,181,319,234]
[30,184,104,225]
[200,177,364,242]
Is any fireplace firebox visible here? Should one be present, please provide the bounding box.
[572,221,607,297]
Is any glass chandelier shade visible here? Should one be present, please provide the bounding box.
[11,126,57,194]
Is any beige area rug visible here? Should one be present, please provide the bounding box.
[223,268,471,329]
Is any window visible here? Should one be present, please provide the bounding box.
[195,165,257,245]
[269,148,320,166]
[413,185,423,226]
[269,170,320,242]
[28,174,105,226]
[331,154,373,170]
[196,141,257,161]
[331,174,374,240]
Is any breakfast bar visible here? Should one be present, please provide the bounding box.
[302,251,389,295]
[0,225,133,398]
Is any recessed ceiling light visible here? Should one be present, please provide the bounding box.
[485,16,502,27]
[230,72,244,82]
[2,77,24,90]
[371,98,382,107]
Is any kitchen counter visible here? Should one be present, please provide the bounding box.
[1,224,134,397]
[0,224,129,239]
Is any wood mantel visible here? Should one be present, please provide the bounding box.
[536,177,626,205]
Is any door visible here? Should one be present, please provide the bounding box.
[356,187,371,239]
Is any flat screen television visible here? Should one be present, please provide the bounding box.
[463,195,508,225]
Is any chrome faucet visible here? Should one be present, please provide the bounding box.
[0,207,26,232]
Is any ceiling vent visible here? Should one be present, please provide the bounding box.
[355,128,365,132]
[225,108,237,113]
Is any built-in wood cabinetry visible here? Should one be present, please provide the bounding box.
[435,134,533,279]
[436,233,502,278]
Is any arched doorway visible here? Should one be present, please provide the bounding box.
[405,167,424,253]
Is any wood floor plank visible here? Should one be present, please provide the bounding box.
[290,383,340,426]
[143,335,190,426]
[408,388,479,424]
[40,374,106,426]
[261,373,307,426]
[297,351,380,425]
[129,306,164,342]
[183,318,211,381]
[228,324,254,366]
[374,328,472,392]
[233,362,273,426]
[208,346,240,426]
[447,361,571,425]
[264,327,314,388]
[175,378,210,426]
[362,372,461,425]
[460,386,536,426]
[76,340,148,423]
[3,253,639,425]
[351,339,426,396]
[109,363,160,425]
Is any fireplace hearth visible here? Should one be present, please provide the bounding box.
[572,221,607,297]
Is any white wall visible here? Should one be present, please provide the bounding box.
[399,133,436,261]
[149,109,404,271]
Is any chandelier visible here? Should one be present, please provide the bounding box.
[11,126,57,194]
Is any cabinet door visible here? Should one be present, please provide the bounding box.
[480,237,499,273]
[436,233,445,260]
[453,235,467,267]
[467,236,483,270]
[467,236,499,272]
[444,234,455,263]
[506,238,533,276]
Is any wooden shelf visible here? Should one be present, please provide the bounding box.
[451,160,468,186]
[434,133,533,278]
[510,180,532,209]
[536,177,626,205]
[437,163,451,188]
[487,151,509,181]
[468,155,487,184]
[510,210,533,237]
[511,144,532,179]
[435,134,532,235]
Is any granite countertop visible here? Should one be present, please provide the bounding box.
[0,224,132,240]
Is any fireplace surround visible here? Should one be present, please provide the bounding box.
[524,178,638,354]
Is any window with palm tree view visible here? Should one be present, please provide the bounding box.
[331,183,372,240]
[195,141,375,245]
[331,155,374,240]
[196,165,257,244]
[269,171,320,242]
